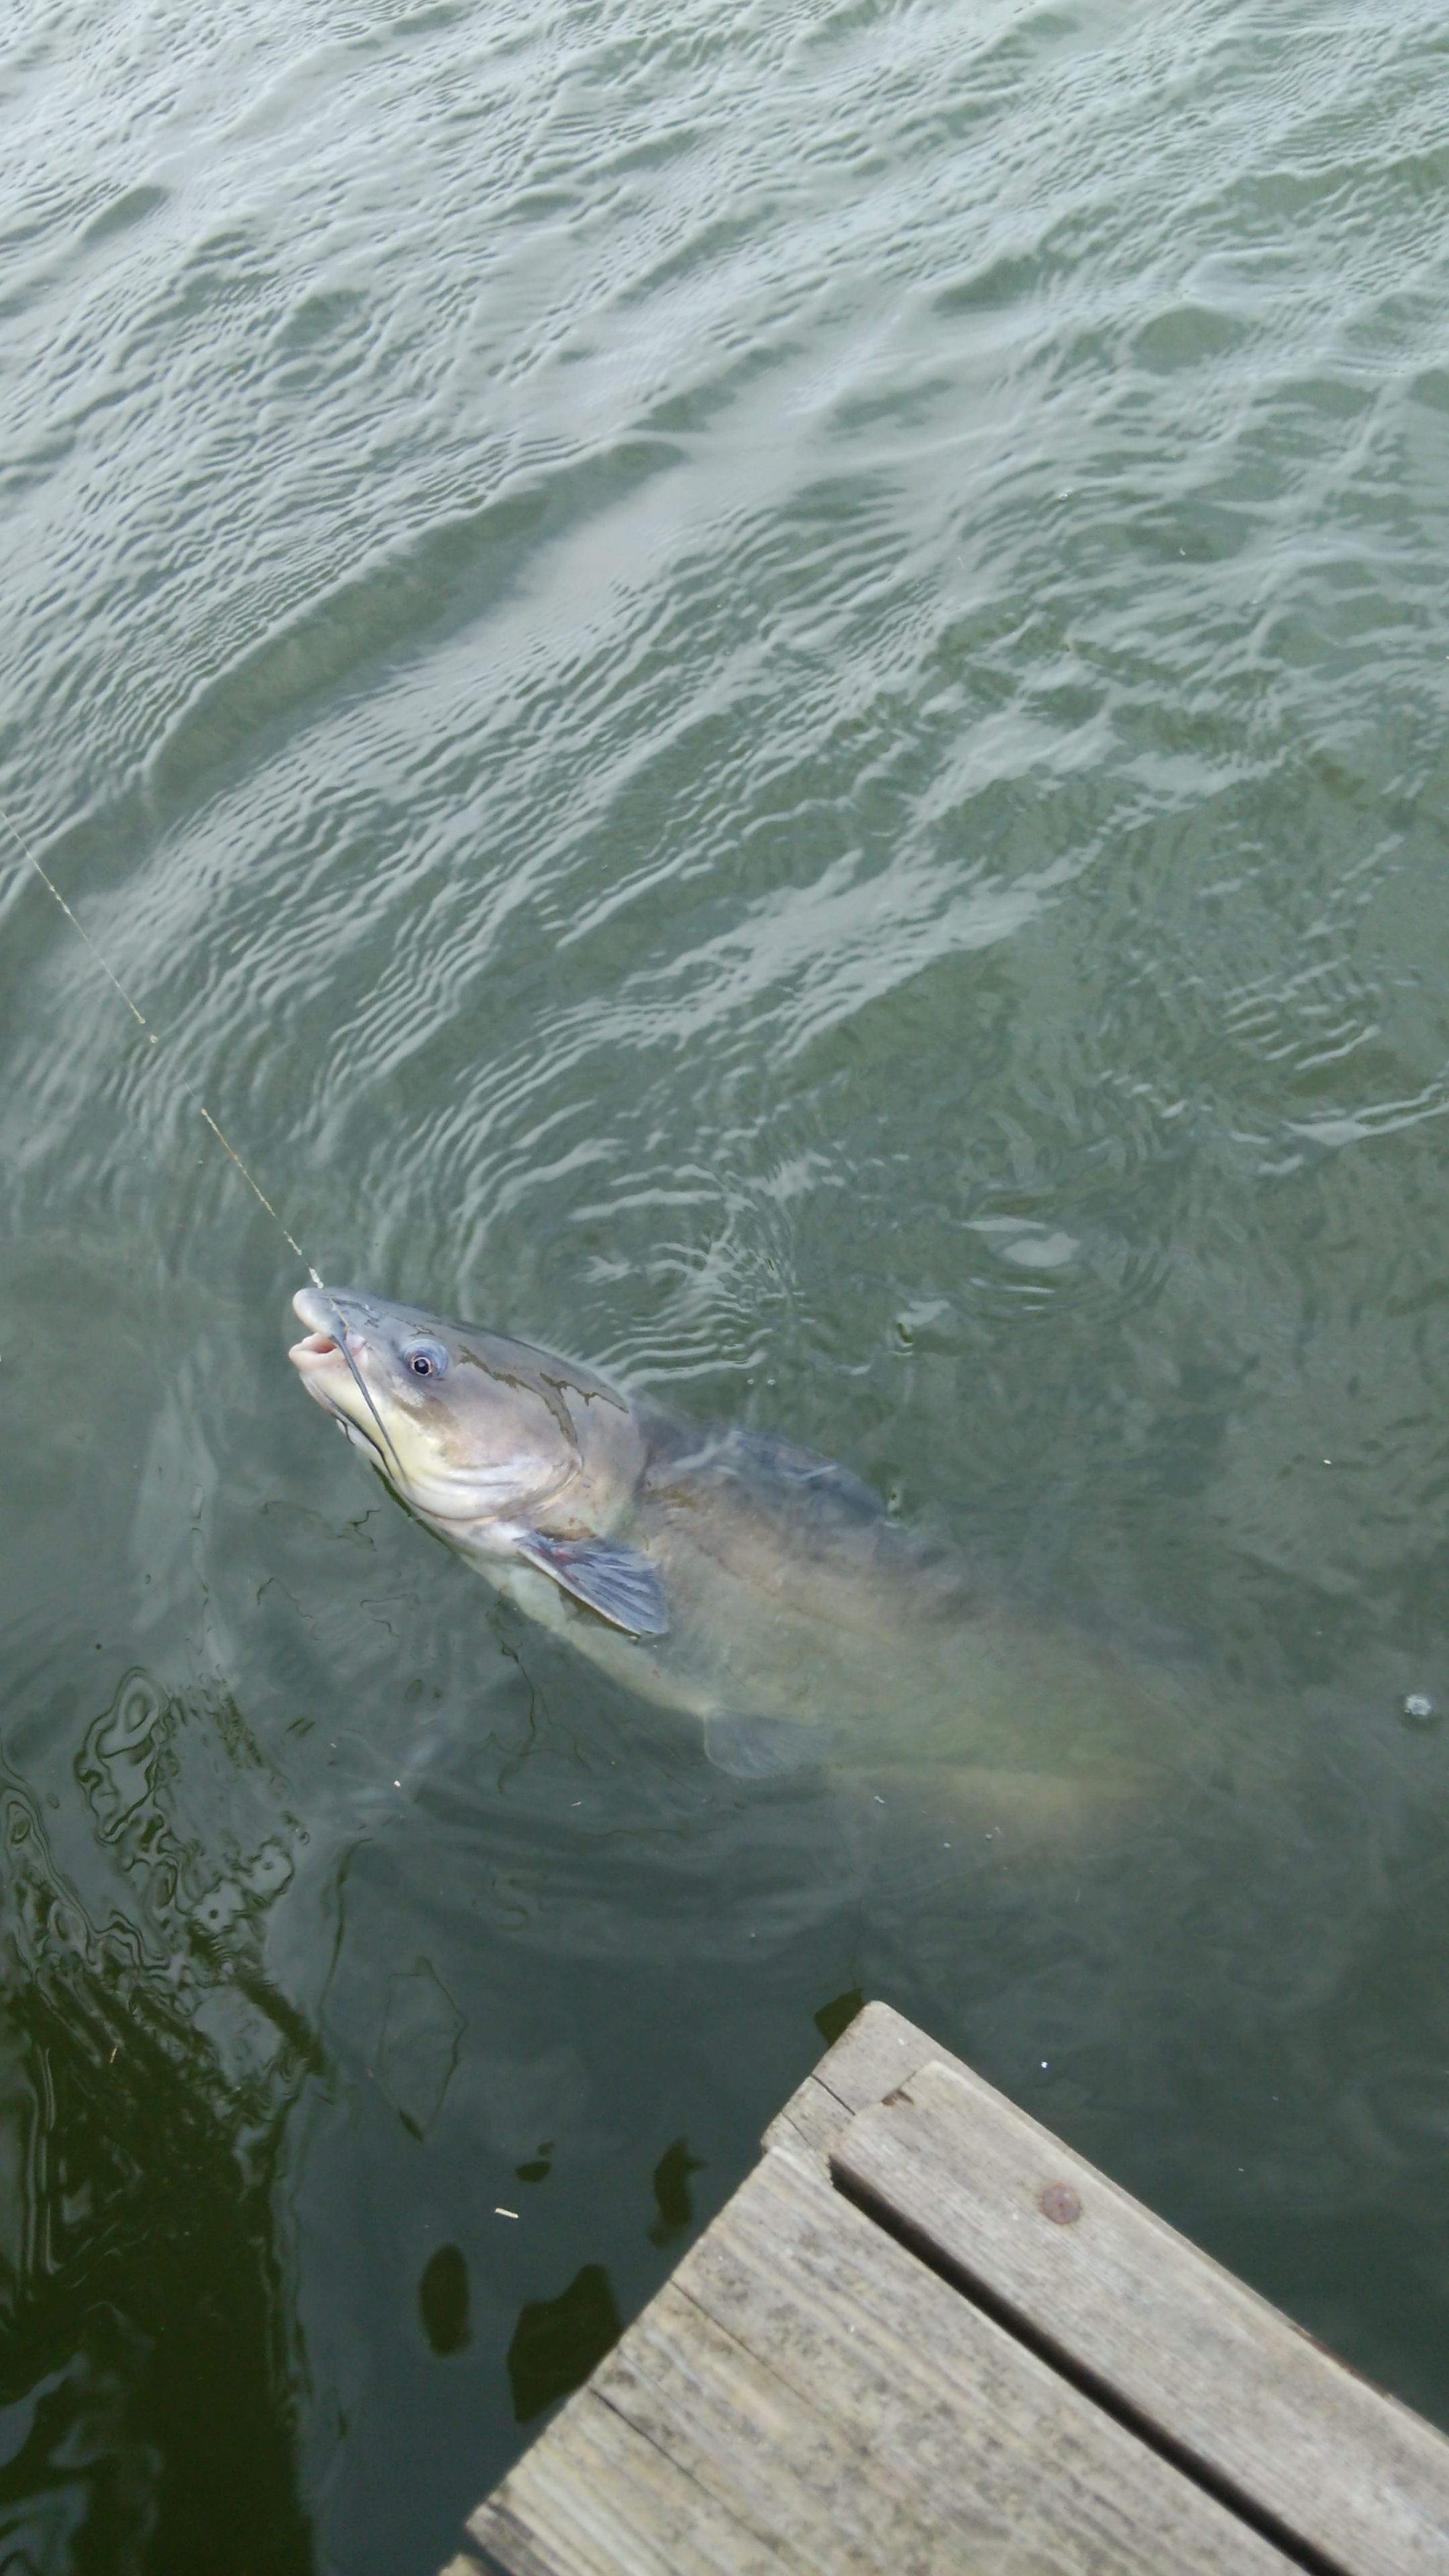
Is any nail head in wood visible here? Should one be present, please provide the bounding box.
[1040,2182,1082,2224]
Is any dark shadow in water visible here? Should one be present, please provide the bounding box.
[506,2266,623,2425]
[418,2245,472,2359]
[0,1687,315,2575]
[647,2137,706,2249]
[813,1986,865,2049]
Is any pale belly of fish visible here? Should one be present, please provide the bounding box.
[470,1417,1205,1810]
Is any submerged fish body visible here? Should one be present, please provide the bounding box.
[288,1285,1196,1788]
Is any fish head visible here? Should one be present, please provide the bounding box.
[288,1285,590,1529]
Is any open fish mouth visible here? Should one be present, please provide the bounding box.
[288,1287,367,1379]
[287,1293,396,1471]
[288,1326,355,1389]
[284,1288,415,1494]
[290,1328,338,1359]
[290,1283,350,1352]
[288,1348,392,1472]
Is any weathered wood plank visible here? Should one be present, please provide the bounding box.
[684,2142,1297,2572]
[470,2134,1298,2576]
[459,2004,1449,2576]
[834,2051,1449,2576]
[472,2386,783,2576]
[763,1997,967,2165]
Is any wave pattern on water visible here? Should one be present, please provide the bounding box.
[7,0,1449,2565]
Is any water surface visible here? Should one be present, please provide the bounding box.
[5,2,1449,2568]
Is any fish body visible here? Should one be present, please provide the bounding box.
[288,1285,1195,1785]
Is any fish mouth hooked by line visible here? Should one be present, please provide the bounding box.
[289,1298,403,1480]
[288,1283,665,1631]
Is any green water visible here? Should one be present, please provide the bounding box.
[5,1,1449,2565]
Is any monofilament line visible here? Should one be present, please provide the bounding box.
[0,796,407,1481]
[0,794,317,1283]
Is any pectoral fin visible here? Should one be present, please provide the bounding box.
[514,1530,669,1636]
[702,1711,828,1779]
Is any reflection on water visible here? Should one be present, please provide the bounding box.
[0,1717,313,2573]
[74,1673,311,2079]
[377,1964,464,2143]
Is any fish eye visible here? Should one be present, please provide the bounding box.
[403,1340,449,1379]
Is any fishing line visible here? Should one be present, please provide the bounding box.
[0,796,406,1481]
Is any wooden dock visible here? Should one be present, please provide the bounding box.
[445,2002,1449,2576]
